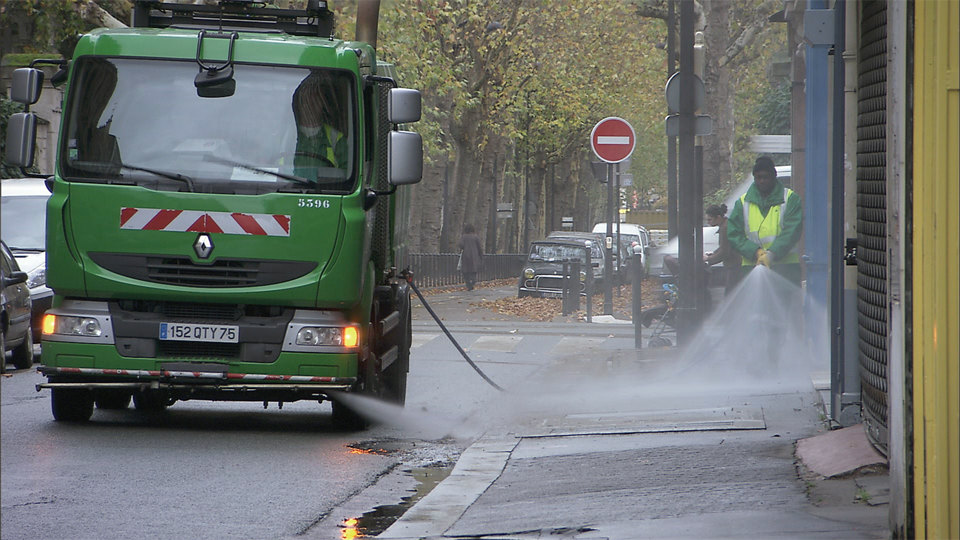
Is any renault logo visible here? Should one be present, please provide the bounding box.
[194,233,214,259]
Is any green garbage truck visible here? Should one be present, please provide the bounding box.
[5,0,422,428]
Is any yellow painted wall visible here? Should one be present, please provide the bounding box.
[912,1,960,537]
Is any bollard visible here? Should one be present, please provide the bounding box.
[561,261,571,316]
[584,247,593,323]
[570,260,581,314]
[633,252,644,349]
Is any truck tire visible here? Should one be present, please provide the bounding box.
[331,348,376,431]
[133,391,171,411]
[51,388,95,422]
[1,331,6,374]
[95,391,132,410]
[331,398,369,431]
[11,327,34,370]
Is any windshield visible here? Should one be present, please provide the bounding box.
[528,244,596,262]
[61,57,356,194]
[1,195,48,250]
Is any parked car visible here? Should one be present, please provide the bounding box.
[550,230,634,285]
[518,237,606,298]
[1,178,52,336]
[591,222,651,281]
[2,240,34,372]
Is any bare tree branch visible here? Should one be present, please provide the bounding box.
[717,0,780,68]
[77,1,129,29]
[630,0,669,21]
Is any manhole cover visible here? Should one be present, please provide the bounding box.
[523,406,766,438]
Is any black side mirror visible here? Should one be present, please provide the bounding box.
[3,271,28,287]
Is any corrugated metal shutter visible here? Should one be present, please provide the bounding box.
[856,0,889,455]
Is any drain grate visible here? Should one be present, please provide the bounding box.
[523,406,766,438]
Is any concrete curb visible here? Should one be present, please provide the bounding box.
[377,437,519,539]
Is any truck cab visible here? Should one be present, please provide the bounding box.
[5,0,422,428]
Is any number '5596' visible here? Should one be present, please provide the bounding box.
[298,199,330,208]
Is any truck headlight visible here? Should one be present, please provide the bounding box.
[43,314,102,337]
[296,326,359,348]
[523,268,535,279]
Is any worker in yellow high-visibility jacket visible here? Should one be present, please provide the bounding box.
[727,156,804,288]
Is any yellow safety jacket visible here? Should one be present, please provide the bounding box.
[740,188,801,266]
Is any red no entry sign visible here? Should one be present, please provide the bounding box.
[591,117,636,163]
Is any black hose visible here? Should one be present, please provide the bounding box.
[408,280,505,392]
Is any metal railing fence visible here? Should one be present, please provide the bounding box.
[407,253,523,288]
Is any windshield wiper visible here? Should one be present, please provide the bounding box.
[202,155,314,187]
[120,164,195,192]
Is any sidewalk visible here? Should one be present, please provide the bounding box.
[385,284,890,540]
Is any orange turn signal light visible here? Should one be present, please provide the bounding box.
[343,326,359,348]
[43,313,56,335]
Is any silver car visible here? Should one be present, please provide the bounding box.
[1,177,52,337]
[2,240,34,372]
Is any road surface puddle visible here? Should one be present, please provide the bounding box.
[339,465,453,539]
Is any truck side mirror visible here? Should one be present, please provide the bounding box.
[5,112,37,168]
[388,88,421,124]
[10,68,44,105]
[387,131,422,185]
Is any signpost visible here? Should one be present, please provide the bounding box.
[591,117,635,315]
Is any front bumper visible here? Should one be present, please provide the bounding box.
[519,274,589,297]
[37,365,357,402]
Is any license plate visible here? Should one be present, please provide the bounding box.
[542,292,563,299]
[159,323,239,343]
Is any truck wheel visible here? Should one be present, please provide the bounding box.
[51,388,95,422]
[95,391,132,410]
[134,391,170,411]
[11,327,34,370]
[331,398,369,431]
[383,301,410,406]
[331,344,380,431]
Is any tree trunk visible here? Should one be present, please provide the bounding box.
[410,163,446,252]
[702,0,737,195]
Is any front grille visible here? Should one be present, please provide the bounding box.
[536,276,564,291]
[90,253,316,288]
[533,276,585,292]
[158,340,241,359]
[161,302,241,320]
[149,257,257,286]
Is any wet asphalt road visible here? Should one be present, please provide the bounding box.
[1,365,404,540]
[0,340,597,539]
[1,286,638,540]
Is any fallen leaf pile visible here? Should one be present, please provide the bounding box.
[475,296,564,322]
[471,282,668,323]
[416,278,517,296]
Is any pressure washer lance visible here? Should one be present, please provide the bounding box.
[402,271,506,392]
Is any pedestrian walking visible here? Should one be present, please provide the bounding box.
[458,224,483,291]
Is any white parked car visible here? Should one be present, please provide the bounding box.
[1,178,52,336]
[591,222,651,281]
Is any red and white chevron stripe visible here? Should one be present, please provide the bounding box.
[120,208,291,236]
[45,367,356,384]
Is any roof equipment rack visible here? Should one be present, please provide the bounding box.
[133,0,334,38]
